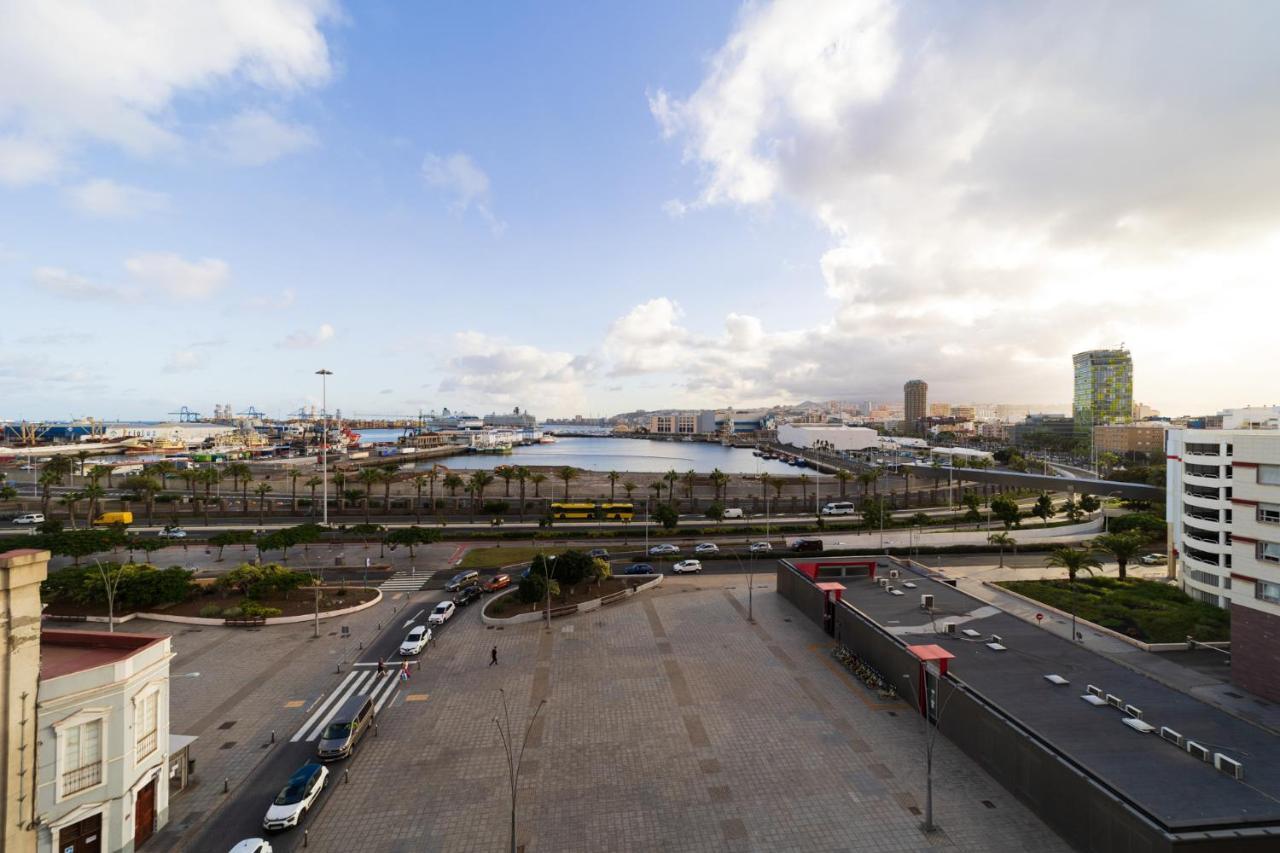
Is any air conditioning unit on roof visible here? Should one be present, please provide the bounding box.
[1123,704,1143,720]
[921,594,934,610]
[1086,685,1103,698]
[944,623,956,635]
[1214,753,1244,780]
[1160,727,1184,747]
[1186,741,1210,762]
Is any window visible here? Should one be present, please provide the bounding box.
[1259,541,1280,564]
[1260,465,1280,486]
[61,719,103,796]
[1260,504,1280,525]
[135,691,158,759]
[1187,569,1220,587]
[1258,580,1280,604]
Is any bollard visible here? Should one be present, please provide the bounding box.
[271,730,276,744]
[304,829,308,848]
[224,777,229,793]
[374,722,379,737]
[336,662,341,673]
[344,768,349,784]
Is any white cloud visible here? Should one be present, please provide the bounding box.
[211,109,317,165]
[648,0,1280,412]
[439,332,590,414]
[163,350,204,373]
[277,323,335,349]
[244,288,297,311]
[33,267,140,302]
[124,253,229,300]
[0,1,336,181]
[422,151,505,234]
[66,178,169,218]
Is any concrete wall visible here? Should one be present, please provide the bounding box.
[0,549,46,853]
[1230,604,1280,704]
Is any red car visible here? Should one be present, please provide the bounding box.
[482,573,511,593]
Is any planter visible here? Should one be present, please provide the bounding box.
[481,574,663,626]
[42,587,383,628]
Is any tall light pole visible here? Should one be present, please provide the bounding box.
[316,369,333,526]
[494,688,547,853]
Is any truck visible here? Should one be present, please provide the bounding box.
[92,511,134,526]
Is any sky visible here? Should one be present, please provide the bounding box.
[2,0,1278,422]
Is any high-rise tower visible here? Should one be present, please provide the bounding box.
[904,379,928,437]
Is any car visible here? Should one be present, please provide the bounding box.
[445,570,480,592]
[588,548,609,559]
[17,464,34,472]
[722,507,745,519]
[262,763,328,831]
[625,563,654,575]
[399,625,432,656]
[427,601,456,625]
[453,585,482,607]
[694,542,719,555]
[229,840,273,853]
[648,543,680,556]
[671,559,702,574]
[482,573,512,592]
[158,526,188,539]
[748,541,772,553]
[1139,553,1167,565]
[13,513,44,525]
[790,538,824,553]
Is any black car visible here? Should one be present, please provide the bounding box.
[453,585,483,607]
[625,563,654,575]
[790,538,824,553]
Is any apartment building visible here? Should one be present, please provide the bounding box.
[1093,422,1169,457]
[1166,422,1280,702]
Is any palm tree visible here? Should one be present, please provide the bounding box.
[758,473,773,504]
[288,469,302,513]
[381,465,397,515]
[835,469,852,498]
[529,472,547,498]
[987,532,1016,567]
[75,449,91,482]
[648,481,664,503]
[771,477,785,503]
[59,491,82,528]
[333,471,348,512]
[497,465,516,497]
[254,482,273,525]
[200,468,221,525]
[663,469,679,502]
[469,470,495,521]
[89,464,113,489]
[798,474,810,504]
[179,470,199,521]
[607,471,620,501]
[1093,532,1144,581]
[857,471,878,499]
[225,461,251,494]
[557,466,579,500]
[515,466,530,520]
[128,475,160,526]
[682,469,697,501]
[709,469,729,502]
[81,483,106,525]
[357,469,383,524]
[1045,545,1101,581]
[38,467,62,515]
[306,476,323,517]
[622,480,637,500]
[149,460,177,494]
[412,474,428,523]
[444,473,464,497]
[236,465,254,515]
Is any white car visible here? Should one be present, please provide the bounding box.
[1139,553,1167,566]
[158,527,188,539]
[399,625,432,656]
[427,601,456,626]
[13,513,44,525]
[229,841,273,853]
[694,543,719,555]
[748,541,772,553]
[671,559,703,574]
[722,507,745,519]
[648,543,680,556]
[262,763,327,831]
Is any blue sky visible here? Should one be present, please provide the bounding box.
[3,1,1279,421]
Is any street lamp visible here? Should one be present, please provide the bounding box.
[543,554,557,630]
[493,688,547,853]
[316,369,333,526]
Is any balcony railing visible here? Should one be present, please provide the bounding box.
[62,762,102,795]
[1184,530,1220,546]
[137,729,158,759]
[1184,486,1221,500]
[1185,510,1220,523]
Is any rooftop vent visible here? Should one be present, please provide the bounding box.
[1122,717,1155,734]
[1106,694,1124,709]
[1186,741,1210,762]
[990,634,1003,644]
[1081,694,1107,706]
[889,569,900,579]
[986,642,1007,651]
[962,628,982,639]
[1043,674,1069,686]
[1123,704,1143,720]
[921,594,935,610]
[1086,685,1103,698]
[903,582,918,589]
[1214,753,1244,780]
[1160,727,1184,747]
[944,623,957,635]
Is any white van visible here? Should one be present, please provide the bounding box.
[820,502,856,516]
[722,507,745,519]
[13,513,45,525]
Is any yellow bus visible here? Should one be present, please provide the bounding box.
[549,502,635,521]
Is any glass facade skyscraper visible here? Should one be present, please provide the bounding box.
[1072,349,1133,435]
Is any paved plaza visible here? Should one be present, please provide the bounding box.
[297,574,1070,853]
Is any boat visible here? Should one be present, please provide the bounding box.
[539,435,557,444]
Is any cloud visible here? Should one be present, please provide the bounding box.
[422,151,505,234]
[163,350,204,373]
[67,178,169,218]
[33,267,140,302]
[211,109,317,165]
[0,1,336,182]
[647,0,1280,412]
[438,332,590,414]
[124,253,229,300]
[277,323,335,349]
[244,288,297,311]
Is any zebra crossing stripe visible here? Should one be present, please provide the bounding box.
[291,671,360,742]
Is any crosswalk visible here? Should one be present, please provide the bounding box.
[379,570,435,592]
[290,668,406,742]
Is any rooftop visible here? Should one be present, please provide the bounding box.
[40,629,167,681]
[792,558,1280,834]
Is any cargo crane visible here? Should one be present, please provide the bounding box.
[237,406,266,420]
[168,406,201,423]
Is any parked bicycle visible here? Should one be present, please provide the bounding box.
[831,645,893,695]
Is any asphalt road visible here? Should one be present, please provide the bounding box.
[183,585,469,852]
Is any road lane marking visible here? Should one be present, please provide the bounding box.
[403,609,424,627]
[291,671,360,742]
[405,693,429,702]
[303,671,378,742]
[284,700,305,709]
[372,669,402,714]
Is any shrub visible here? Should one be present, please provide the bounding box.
[198,605,223,618]
[483,500,509,515]
[221,606,243,619]
[240,601,282,619]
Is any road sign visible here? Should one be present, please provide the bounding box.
[1035,612,1044,624]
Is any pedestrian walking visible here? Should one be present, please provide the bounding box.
[489,645,498,666]
[399,660,411,682]
[377,657,386,677]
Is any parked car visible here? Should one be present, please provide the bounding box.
[12,513,44,525]
[453,585,482,607]
[671,559,703,574]
[625,563,654,575]
[229,841,273,853]
[428,601,457,625]
[445,570,480,592]
[1139,553,1167,565]
[483,573,512,592]
[694,542,719,555]
[722,507,745,519]
[588,548,609,559]
[648,543,680,556]
[748,541,772,553]
[158,526,188,539]
[262,763,328,831]
[399,625,432,656]
[790,538,824,553]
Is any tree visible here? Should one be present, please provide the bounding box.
[709,469,728,503]
[653,503,679,530]
[1079,494,1101,514]
[758,473,773,506]
[529,472,547,498]
[1045,545,1101,581]
[961,491,982,524]
[515,466,530,521]
[557,466,579,500]
[705,502,725,524]
[771,477,785,504]
[607,471,620,501]
[39,467,63,515]
[149,460,177,494]
[254,482,273,525]
[123,475,160,526]
[990,494,1021,530]
[235,463,254,515]
[81,483,106,526]
[89,464,113,489]
[200,467,221,525]
[332,471,348,512]
[357,468,383,524]
[1058,497,1084,523]
[1107,512,1166,541]
[1032,493,1056,527]
[682,469,697,500]
[987,532,1016,567]
[288,469,302,513]
[798,474,810,504]
[857,471,879,499]
[427,465,442,512]
[622,480,637,500]
[381,465,397,514]
[648,481,664,503]
[662,469,679,502]
[1092,532,1144,580]
[444,473,464,497]
[469,470,495,521]
[412,474,428,523]
[835,469,851,498]
[306,476,323,517]
[58,491,82,529]
[551,550,595,594]
[497,465,517,497]
[861,496,891,530]
[591,556,612,588]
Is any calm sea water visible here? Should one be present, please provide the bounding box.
[355,432,796,475]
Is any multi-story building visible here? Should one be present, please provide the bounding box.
[903,380,928,437]
[1093,422,1169,457]
[927,402,951,417]
[1132,401,1160,420]
[1072,349,1133,436]
[649,413,697,435]
[949,405,976,422]
[1167,421,1280,702]
[1009,414,1076,447]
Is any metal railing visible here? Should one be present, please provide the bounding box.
[62,762,102,794]
[137,729,158,759]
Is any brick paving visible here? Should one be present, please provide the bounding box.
[300,575,1071,852]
